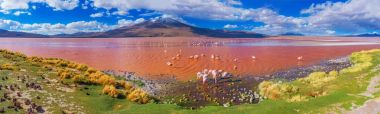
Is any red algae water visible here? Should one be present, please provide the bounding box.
[1,37,380,80]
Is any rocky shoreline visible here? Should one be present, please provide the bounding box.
[102,56,352,108]
[244,56,351,84]
[103,71,178,96]
[104,56,351,95]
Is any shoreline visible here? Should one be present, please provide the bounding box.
[102,56,352,107]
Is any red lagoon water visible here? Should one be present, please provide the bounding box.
[1,37,380,80]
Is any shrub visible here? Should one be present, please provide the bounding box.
[73,75,90,84]
[127,89,150,104]
[76,64,88,71]
[85,68,97,74]
[58,69,74,79]
[0,63,16,70]
[287,95,308,102]
[123,82,135,95]
[258,81,283,100]
[103,85,119,98]
[27,56,43,62]
[98,75,116,85]
[307,89,327,98]
[328,70,339,77]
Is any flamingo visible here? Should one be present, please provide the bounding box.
[233,65,238,70]
[222,72,230,78]
[201,54,205,57]
[203,69,209,74]
[233,58,238,62]
[211,70,218,83]
[215,56,221,60]
[211,54,215,59]
[297,56,303,61]
[251,56,256,59]
[196,72,203,80]
[166,62,173,66]
[189,56,194,59]
[164,50,167,53]
[202,73,209,84]
[194,55,199,59]
[176,54,181,57]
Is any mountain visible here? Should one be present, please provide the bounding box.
[0,29,48,38]
[345,33,380,37]
[279,32,304,36]
[0,18,267,38]
[56,18,267,38]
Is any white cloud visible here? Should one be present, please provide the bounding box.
[139,11,161,17]
[0,0,29,10]
[89,0,269,20]
[0,0,378,35]
[224,24,237,29]
[117,18,145,27]
[224,0,242,6]
[252,0,380,35]
[17,21,110,35]
[0,9,9,14]
[0,18,144,35]
[303,0,380,33]
[43,0,79,11]
[0,0,79,11]
[81,0,89,9]
[0,19,21,30]
[13,11,31,16]
[86,0,342,35]
[111,10,128,16]
[90,12,103,18]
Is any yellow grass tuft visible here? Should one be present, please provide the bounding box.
[103,85,119,98]
[127,89,150,104]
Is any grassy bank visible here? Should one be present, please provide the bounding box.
[1,49,380,113]
[0,49,151,113]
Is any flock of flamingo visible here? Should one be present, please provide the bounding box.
[196,69,233,84]
[164,49,304,83]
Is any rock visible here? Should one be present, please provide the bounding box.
[25,99,31,105]
[36,106,44,113]
[223,102,231,107]
[0,107,5,113]
[27,107,34,114]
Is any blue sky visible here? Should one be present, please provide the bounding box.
[0,0,379,36]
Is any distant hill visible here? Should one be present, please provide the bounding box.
[0,29,48,38]
[0,18,267,38]
[279,32,304,36]
[55,18,267,38]
[345,33,380,37]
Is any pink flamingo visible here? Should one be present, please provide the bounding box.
[297,56,303,61]
[202,73,209,84]
[196,72,203,80]
[166,62,173,66]
[194,55,199,59]
[211,70,218,83]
